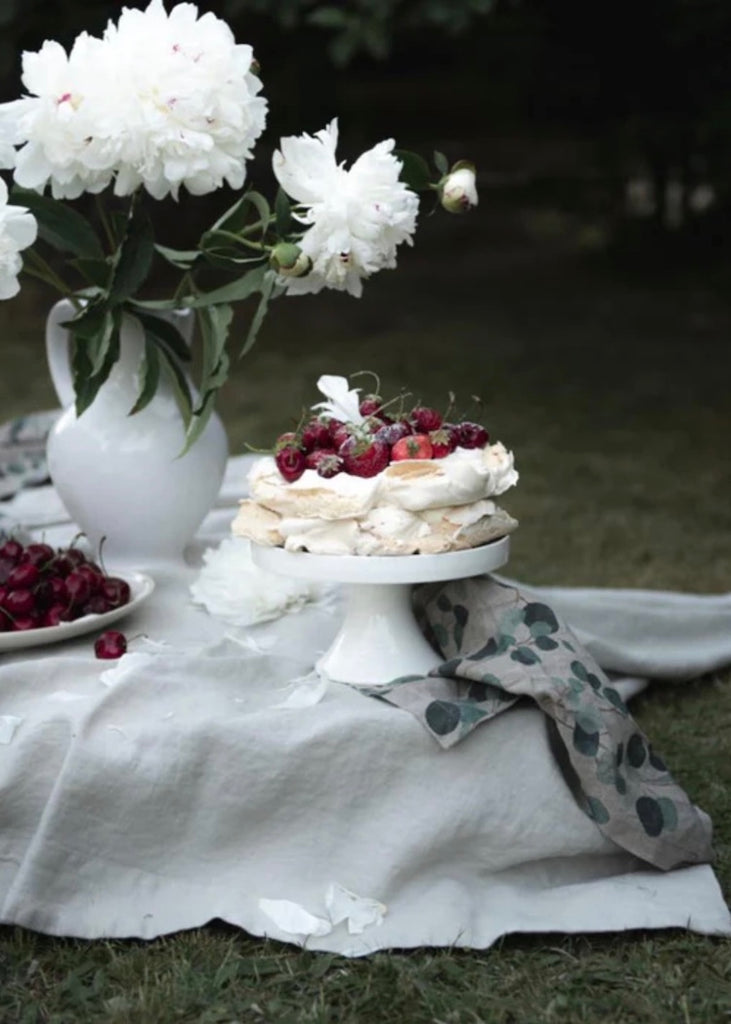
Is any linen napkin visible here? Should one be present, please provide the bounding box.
[369,575,714,873]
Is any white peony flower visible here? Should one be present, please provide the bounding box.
[0,0,267,202]
[0,35,118,199]
[440,165,478,214]
[0,178,38,299]
[272,119,419,297]
[102,0,267,199]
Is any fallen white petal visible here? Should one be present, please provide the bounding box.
[325,882,387,934]
[258,898,332,937]
[99,652,155,687]
[271,672,328,710]
[0,715,23,744]
[224,632,279,654]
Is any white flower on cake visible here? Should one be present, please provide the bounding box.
[0,179,37,299]
[0,0,267,201]
[272,119,419,297]
[311,374,367,427]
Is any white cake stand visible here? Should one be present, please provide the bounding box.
[251,537,510,687]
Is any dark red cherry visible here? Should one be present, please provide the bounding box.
[65,571,92,607]
[21,543,55,569]
[12,612,41,631]
[43,603,72,627]
[63,549,88,568]
[100,577,131,608]
[0,539,24,563]
[4,588,36,617]
[34,576,69,609]
[83,594,112,615]
[6,562,40,591]
[49,554,75,578]
[94,630,128,659]
[75,565,103,593]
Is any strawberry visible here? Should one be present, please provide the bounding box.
[339,436,390,478]
[411,406,442,433]
[305,449,343,478]
[330,421,354,450]
[275,445,307,482]
[455,422,489,449]
[429,426,457,458]
[391,434,433,461]
[301,418,331,453]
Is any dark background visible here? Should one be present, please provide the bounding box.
[3,0,731,270]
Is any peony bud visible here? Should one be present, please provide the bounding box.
[269,242,312,278]
[440,163,478,214]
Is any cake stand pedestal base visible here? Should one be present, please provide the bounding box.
[251,537,511,687]
[316,582,439,685]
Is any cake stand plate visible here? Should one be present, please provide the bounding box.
[251,537,510,687]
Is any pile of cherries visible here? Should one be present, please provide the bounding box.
[0,538,131,634]
[275,396,490,482]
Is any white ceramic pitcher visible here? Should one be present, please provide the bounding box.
[45,298,228,566]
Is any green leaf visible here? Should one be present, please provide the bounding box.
[154,244,201,270]
[203,190,271,243]
[11,187,104,259]
[132,310,192,364]
[196,303,233,392]
[182,391,218,455]
[197,247,267,272]
[274,187,293,238]
[152,335,193,426]
[185,263,269,308]
[129,338,161,415]
[69,308,122,418]
[393,150,432,192]
[69,256,111,290]
[88,309,119,378]
[238,270,276,358]
[108,200,155,305]
[433,150,450,176]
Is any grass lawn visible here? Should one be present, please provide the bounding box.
[0,200,730,1022]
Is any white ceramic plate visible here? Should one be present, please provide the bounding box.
[0,570,155,652]
[251,535,511,585]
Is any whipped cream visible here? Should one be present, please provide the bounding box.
[248,442,518,519]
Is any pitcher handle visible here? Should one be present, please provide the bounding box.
[45,298,79,409]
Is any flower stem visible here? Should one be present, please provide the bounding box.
[211,229,268,252]
[21,249,73,297]
[95,193,118,252]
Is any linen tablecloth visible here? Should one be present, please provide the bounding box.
[0,460,730,956]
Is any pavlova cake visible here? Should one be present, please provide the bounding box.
[232,375,518,556]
